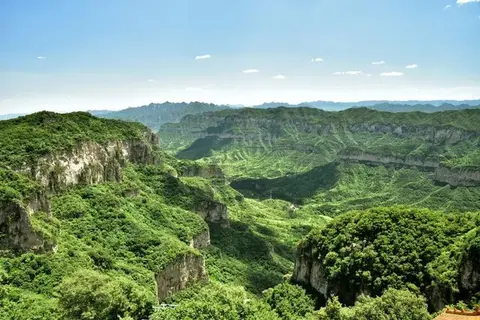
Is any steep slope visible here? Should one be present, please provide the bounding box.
[0,112,327,319]
[292,207,479,311]
[99,102,230,131]
[159,107,480,213]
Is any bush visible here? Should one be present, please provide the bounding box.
[263,283,315,319]
[317,289,431,320]
[57,269,155,320]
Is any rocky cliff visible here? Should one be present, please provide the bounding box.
[0,194,53,252]
[195,200,229,227]
[1,131,159,253]
[458,232,480,301]
[293,244,343,305]
[339,152,439,170]
[434,165,480,187]
[190,229,211,249]
[155,252,208,302]
[29,134,159,193]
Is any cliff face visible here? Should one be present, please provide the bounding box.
[1,133,159,253]
[195,200,229,227]
[293,245,335,304]
[293,241,371,306]
[155,253,208,302]
[0,193,53,252]
[180,164,225,181]
[339,152,439,170]
[190,229,211,249]
[434,166,480,187]
[30,135,159,193]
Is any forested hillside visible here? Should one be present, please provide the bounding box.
[155,106,480,317]
[0,112,330,319]
[1,108,479,319]
[159,107,480,214]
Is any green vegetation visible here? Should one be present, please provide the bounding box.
[160,107,480,179]
[0,111,150,168]
[317,289,431,320]
[151,281,318,320]
[2,108,480,319]
[159,107,480,214]
[299,207,479,307]
[233,163,480,214]
[0,112,331,319]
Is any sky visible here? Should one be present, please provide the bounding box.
[1,0,480,113]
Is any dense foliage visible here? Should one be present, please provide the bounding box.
[1,109,479,319]
[159,107,480,215]
[300,207,479,306]
[0,111,149,168]
[317,289,431,320]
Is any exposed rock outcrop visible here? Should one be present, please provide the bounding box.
[189,229,211,249]
[29,136,158,193]
[293,245,330,304]
[292,242,362,305]
[1,133,159,253]
[0,193,53,252]
[195,200,229,227]
[339,152,439,170]
[459,251,480,298]
[155,253,208,302]
[434,166,480,187]
[180,164,225,181]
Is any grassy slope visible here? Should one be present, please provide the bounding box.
[159,107,480,214]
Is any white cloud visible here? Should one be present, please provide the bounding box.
[147,79,155,82]
[366,74,373,77]
[372,60,386,65]
[311,57,324,62]
[272,74,286,80]
[457,0,480,4]
[37,56,46,60]
[194,54,211,60]
[380,72,405,77]
[444,4,452,10]
[243,69,259,74]
[405,64,418,69]
[333,71,364,75]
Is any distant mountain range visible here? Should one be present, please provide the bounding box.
[252,100,480,111]
[97,102,230,131]
[95,100,480,130]
[2,100,479,128]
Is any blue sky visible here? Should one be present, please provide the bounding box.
[1,0,480,112]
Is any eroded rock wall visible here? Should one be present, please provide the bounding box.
[155,253,208,302]
[30,137,158,193]
[434,166,480,187]
[0,193,52,252]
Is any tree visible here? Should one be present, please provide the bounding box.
[263,283,315,319]
[317,289,431,320]
[57,269,154,320]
